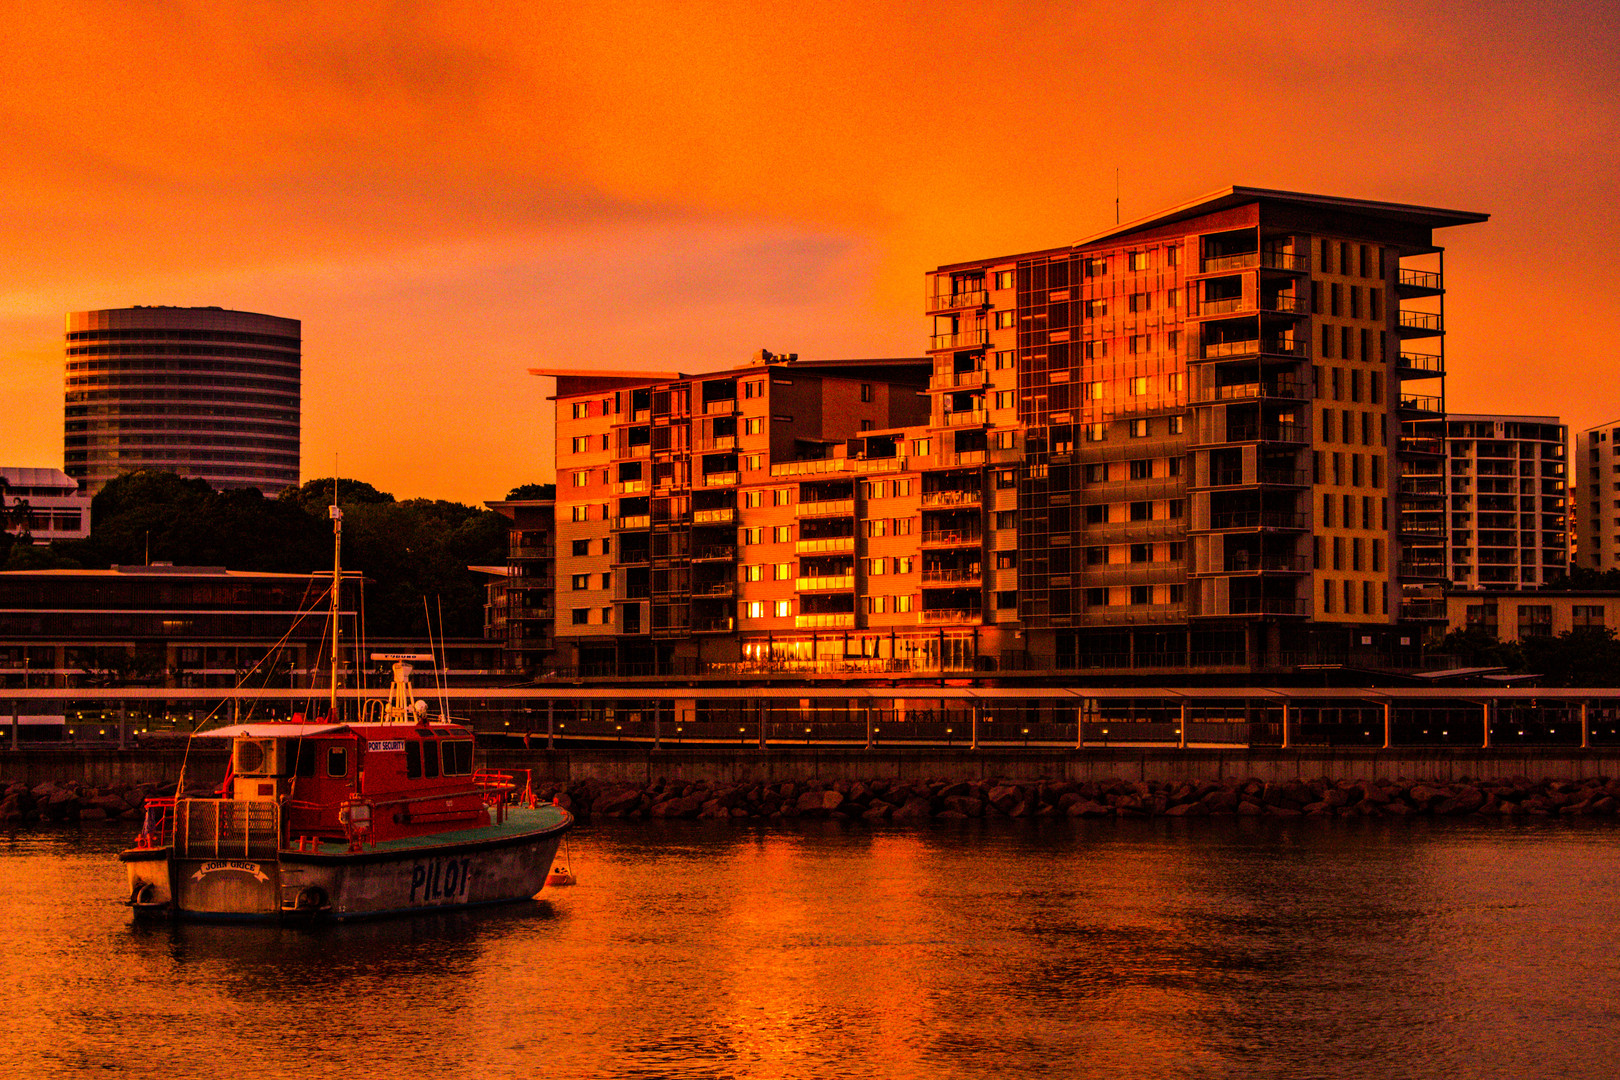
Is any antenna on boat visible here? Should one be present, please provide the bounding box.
[329,474,343,720]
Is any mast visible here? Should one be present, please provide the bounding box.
[329,492,343,719]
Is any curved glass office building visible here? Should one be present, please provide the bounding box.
[64,307,301,494]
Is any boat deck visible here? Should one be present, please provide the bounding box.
[291,805,571,857]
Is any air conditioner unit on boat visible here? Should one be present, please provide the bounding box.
[233,737,285,777]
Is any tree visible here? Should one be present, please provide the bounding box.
[278,477,395,518]
[504,483,556,500]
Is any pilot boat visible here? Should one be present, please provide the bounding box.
[119,501,572,922]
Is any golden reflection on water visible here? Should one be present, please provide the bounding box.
[2,820,1619,1078]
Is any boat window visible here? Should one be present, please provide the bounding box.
[422,738,440,779]
[444,740,473,776]
[326,746,349,778]
[295,740,317,778]
[405,740,421,779]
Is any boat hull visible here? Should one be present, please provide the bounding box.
[122,807,572,922]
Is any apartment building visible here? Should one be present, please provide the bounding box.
[1438,415,1567,588]
[1,467,91,543]
[1574,420,1620,571]
[533,187,1488,677]
[1446,589,1620,642]
[484,495,557,674]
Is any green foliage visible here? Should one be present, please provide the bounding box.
[278,477,395,517]
[504,483,556,500]
[1436,624,1620,688]
[2,542,83,571]
[63,470,507,638]
[1542,566,1620,591]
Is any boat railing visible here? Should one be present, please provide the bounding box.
[174,798,282,860]
[134,796,177,849]
[474,770,523,821]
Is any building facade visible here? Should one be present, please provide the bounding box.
[1574,419,1620,571]
[1446,589,1620,642]
[1437,415,1567,588]
[65,307,301,494]
[483,496,557,674]
[533,188,1488,677]
[1,467,91,543]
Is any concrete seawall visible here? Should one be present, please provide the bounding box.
[6,746,1618,789]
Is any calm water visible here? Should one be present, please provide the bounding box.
[3,818,1618,1079]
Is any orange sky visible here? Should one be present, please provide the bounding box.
[3,0,1616,504]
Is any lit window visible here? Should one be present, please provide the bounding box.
[1129,376,1149,396]
[774,600,792,617]
[867,596,887,614]
[571,436,589,453]
[571,506,589,522]
[1128,251,1149,271]
[571,574,589,590]
[744,527,763,544]
[870,558,887,575]
[747,601,765,618]
[1084,381,1105,400]
[774,563,791,580]
[995,270,1015,290]
[895,595,913,612]
[745,490,763,507]
[995,390,1015,409]
[745,417,764,435]
[772,525,791,542]
[1129,419,1150,438]
[774,488,792,506]
[744,564,763,581]
[571,471,589,487]
[572,402,589,419]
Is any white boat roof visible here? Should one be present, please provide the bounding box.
[193,723,350,739]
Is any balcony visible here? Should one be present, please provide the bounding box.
[693,507,736,524]
[921,567,982,585]
[1199,339,1306,361]
[1396,268,1444,297]
[509,545,554,559]
[1202,597,1310,617]
[1193,377,1308,404]
[1196,294,1305,318]
[1401,598,1448,621]
[1199,249,1310,274]
[693,545,737,561]
[797,499,855,517]
[694,617,736,633]
[795,575,855,591]
[926,289,989,314]
[1401,436,1445,457]
[702,472,739,487]
[615,480,646,494]
[933,367,990,389]
[945,409,989,427]
[703,398,738,415]
[1398,394,1443,417]
[1398,519,1447,538]
[1196,423,1306,447]
[795,536,855,555]
[1202,553,1311,575]
[929,328,990,352]
[920,607,983,623]
[1200,467,1310,489]
[795,612,855,629]
[695,435,738,452]
[921,529,983,547]
[614,515,650,530]
[1397,351,1444,379]
[1205,510,1308,531]
[920,489,982,508]
[1398,310,1444,337]
[692,582,735,598]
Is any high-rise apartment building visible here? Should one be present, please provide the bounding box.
[534,187,1488,677]
[65,307,301,494]
[484,495,557,674]
[1574,419,1620,571]
[1438,414,1567,588]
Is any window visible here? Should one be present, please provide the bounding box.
[601,572,612,589]
[995,511,1016,530]
[1084,423,1106,442]
[895,594,913,612]
[1086,546,1106,565]
[867,519,888,537]
[1129,292,1151,313]
[571,505,589,522]
[745,417,764,435]
[601,538,611,555]
[994,310,1017,329]
[571,608,589,625]
[1167,457,1183,477]
[1168,416,1183,434]
[1083,340,1107,359]
[1130,501,1151,521]
[995,390,1015,409]
[1168,499,1184,518]
[743,527,763,544]
[1129,419,1150,438]
[995,551,1017,569]
[327,746,349,778]
[995,270,1015,290]
[601,607,612,624]
[867,595,887,614]
[912,438,932,456]
[860,383,873,402]
[571,471,589,487]
[994,468,1016,489]
[774,563,792,580]
[1085,463,1107,483]
[1085,257,1107,277]
[1129,376,1149,396]
[774,488,792,506]
[1085,504,1108,524]
[993,429,1016,449]
[869,557,888,575]
[1166,246,1180,267]
[1128,334,1149,354]
[745,454,763,471]
[996,590,1017,609]
[1085,588,1108,607]
[1129,459,1150,480]
[774,600,792,617]
[571,574,589,590]
[571,436,590,453]
[772,525,792,542]
[1084,380,1105,400]
[896,556,913,573]
[1130,585,1152,605]
[1085,299,1108,318]
[894,479,912,496]
[572,401,590,419]
[1128,251,1148,271]
[747,601,764,618]
[745,490,763,507]
[1130,543,1152,563]
[571,538,590,556]
[743,564,763,581]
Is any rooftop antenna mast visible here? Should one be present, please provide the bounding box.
[1115,168,1120,225]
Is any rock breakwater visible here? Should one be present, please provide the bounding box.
[537,774,1620,823]
[0,779,174,825]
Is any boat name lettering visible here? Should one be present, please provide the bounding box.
[367,740,406,752]
[410,857,472,904]
[192,860,268,882]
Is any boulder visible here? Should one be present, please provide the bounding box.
[1164,802,1209,818]
[942,795,983,818]
[594,787,643,817]
[890,797,934,823]
[1066,799,1111,818]
[1201,789,1240,815]
[936,810,969,821]
[1236,800,1265,816]
[987,785,1022,813]
[796,789,845,817]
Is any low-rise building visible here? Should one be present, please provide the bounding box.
[1445,589,1620,642]
[1,467,91,543]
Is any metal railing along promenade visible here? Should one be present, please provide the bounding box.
[8,686,1620,753]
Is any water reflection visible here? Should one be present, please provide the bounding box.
[2,818,1618,1078]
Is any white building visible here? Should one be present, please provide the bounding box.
[1440,415,1567,587]
[1,467,91,543]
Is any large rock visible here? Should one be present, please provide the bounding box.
[1201,789,1240,815]
[890,797,934,823]
[796,789,845,817]
[942,795,983,818]
[1066,799,1111,818]
[862,801,893,822]
[987,784,1022,813]
[594,787,643,817]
